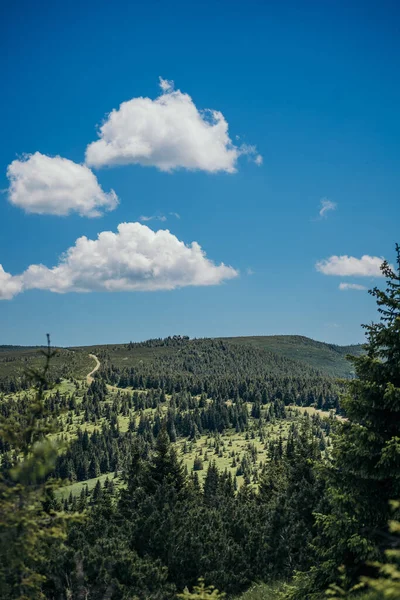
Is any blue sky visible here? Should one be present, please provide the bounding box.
[0,0,399,347]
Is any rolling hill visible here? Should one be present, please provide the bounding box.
[0,335,363,386]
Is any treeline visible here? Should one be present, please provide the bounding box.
[126,334,191,348]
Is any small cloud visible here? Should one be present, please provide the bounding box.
[326,322,341,329]
[316,255,384,277]
[139,214,167,222]
[339,282,367,291]
[159,77,174,93]
[246,267,255,275]
[7,152,118,218]
[318,197,337,219]
[169,212,181,219]
[240,144,263,166]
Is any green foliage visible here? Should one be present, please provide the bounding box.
[177,578,225,599]
[326,501,400,600]
[236,581,287,599]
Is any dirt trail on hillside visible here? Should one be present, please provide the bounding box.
[86,354,100,384]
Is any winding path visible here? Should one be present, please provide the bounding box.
[86,354,100,384]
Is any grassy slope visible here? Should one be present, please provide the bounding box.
[56,406,312,498]
[55,472,122,500]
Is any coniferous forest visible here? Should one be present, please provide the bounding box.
[0,248,399,599]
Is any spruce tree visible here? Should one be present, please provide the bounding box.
[150,426,185,492]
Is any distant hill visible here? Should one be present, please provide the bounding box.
[78,335,343,410]
[0,335,363,387]
[217,335,363,378]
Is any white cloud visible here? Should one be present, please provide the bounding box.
[159,77,174,93]
[318,198,337,219]
[7,152,118,217]
[139,214,167,222]
[169,212,181,219]
[85,78,261,173]
[0,222,238,299]
[246,267,255,275]
[0,266,23,300]
[316,255,384,277]
[339,282,367,291]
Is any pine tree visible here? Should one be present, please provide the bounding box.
[77,487,87,511]
[193,456,204,471]
[150,426,185,492]
[91,479,103,503]
[204,461,219,506]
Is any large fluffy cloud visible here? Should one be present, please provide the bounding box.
[0,222,238,299]
[316,255,384,277]
[7,152,118,217]
[85,78,262,173]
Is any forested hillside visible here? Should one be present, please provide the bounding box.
[218,335,363,378]
[83,336,343,410]
[77,333,363,377]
